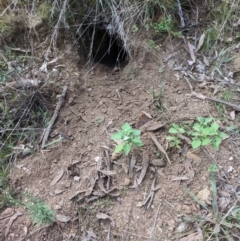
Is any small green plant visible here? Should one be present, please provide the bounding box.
[190,117,228,150]
[167,117,228,150]
[166,136,181,148]
[25,193,55,226]
[166,124,185,148]
[154,15,174,32]
[132,24,138,33]
[111,122,143,156]
[149,40,159,50]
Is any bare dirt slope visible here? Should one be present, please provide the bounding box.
[1,39,240,241]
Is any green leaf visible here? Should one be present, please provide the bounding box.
[132,137,143,147]
[193,123,201,132]
[212,136,222,150]
[114,144,124,153]
[202,126,212,135]
[172,123,179,129]
[204,117,213,125]
[211,122,219,132]
[190,131,200,137]
[231,206,240,218]
[166,136,176,141]
[123,143,131,155]
[111,132,123,140]
[121,122,132,132]
[197,117,205,124]
[178,128,185,134]
[219,132,228,139]
[125,129,133,136]
[192,138,201,149]
[208,163,218,172]
[183,185,210,211]
[131,129,141,136]
[202,137,211,146]
[213,223,220,234]
[122,135,130,142]
[169,127,177,134]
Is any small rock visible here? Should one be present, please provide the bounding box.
[54,205,62,210]
[181,205,192,214]
[68,97,74,105]
[197,187,212,205]
[54,189,63,195]
[167,219,176,231]
[170,106,177,112]
[146,214,152,218]
[65,181,72,188]
[56,214,71,223]
[151,159,166,167]
[177,222,189,233]
[123,178,131,186]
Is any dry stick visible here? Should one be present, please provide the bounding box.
[192,91,240,112]
[41,85,67,149]
[105,149,111,190]
[150,202,162,241]
[148,132,171,165]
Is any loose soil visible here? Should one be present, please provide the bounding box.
[1,38,240,241]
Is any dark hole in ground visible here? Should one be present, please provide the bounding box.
[78,26,128,67]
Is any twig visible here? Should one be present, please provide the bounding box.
[105,149,111,190]
[116,89,122,104]
[41,85,67,149]
[176,0,185,28]
[192,91,240,111]
[148,132,171,164]
[184,76,193,92]
[150,202,162,240]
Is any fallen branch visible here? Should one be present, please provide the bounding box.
[148,132,171,165]
[192,91,240,112]
[41,85,67,149]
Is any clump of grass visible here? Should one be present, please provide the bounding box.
[25,193,55,226]
[183,164,240,240]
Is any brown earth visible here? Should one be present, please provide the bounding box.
[1,37,240,241]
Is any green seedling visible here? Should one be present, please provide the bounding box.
[132,24,139,33]
[167,123,185,148]
[149,40,159,50]
[25,193,55,226]
[154,15,174,32]
[111,122,143,156]
[190,117,228,150]
[166,136,181,148]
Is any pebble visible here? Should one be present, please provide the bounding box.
[65,181,71,188]
[53,205,62,210]
[182,204,192,214]
[123,178,131,186]
[68,97,75,105]
[151,159,166,167]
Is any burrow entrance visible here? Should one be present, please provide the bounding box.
[78,26,128,67]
